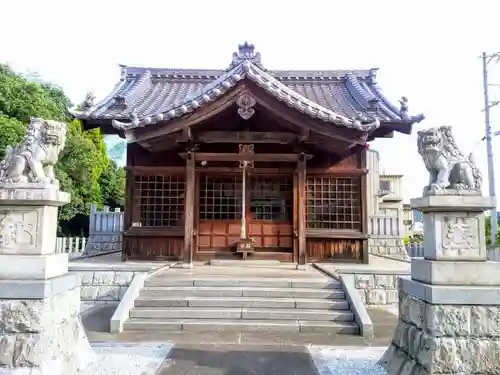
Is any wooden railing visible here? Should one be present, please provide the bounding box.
[55,237,87,255]
[369,216,401,236]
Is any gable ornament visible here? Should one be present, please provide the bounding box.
[236,93,256,120]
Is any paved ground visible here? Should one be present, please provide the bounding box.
[83,305,396,374]
[156,344,319,375]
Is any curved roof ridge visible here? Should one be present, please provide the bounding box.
[359,81,399,120]
[344,73,376,110]
[246,63,377,129]
[111,60,381,132]
[369,83,401,117]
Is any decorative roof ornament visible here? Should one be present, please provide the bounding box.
[80,92,96,113]
[236,92,256,120]
[368,98,380,111]
[399,96,410,120]
[128,110,140,126]
[229,41,263,69]
[114,95,127,108]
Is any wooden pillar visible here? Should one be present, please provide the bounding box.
[360,147,369,264]
[183,151,195,265]
[297,154,307,267]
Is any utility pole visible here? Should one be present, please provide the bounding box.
[481,52,498,244]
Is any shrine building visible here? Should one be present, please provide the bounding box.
[73,42,423,265]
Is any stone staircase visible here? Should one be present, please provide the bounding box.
[123,266,360,334]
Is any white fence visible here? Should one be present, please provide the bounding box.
[369,216,401,236]
[55,237,87,255]
[83,204,124,256]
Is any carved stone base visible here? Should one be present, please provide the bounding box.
[410,195,494,262]
[0,285,94,374]
[379,289,500,374]
[0,184,70,256]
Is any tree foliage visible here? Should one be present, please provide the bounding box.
[485,217,500,245]
[0,63,124,235]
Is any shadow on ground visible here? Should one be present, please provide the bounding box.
[82,304,116,334]
[157,344,319,375]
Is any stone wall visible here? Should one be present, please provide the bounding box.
[351,271,409,306]
[68,265,153,315]
[368,237,408,259]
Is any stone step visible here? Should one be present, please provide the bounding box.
[140,286,345,299]
[145,278,341,289]
[129,307,354,321]
[123,318,360,334]
[134,296,349,310]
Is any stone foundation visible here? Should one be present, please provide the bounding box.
[380,290,500,374]
[369,237,408,259]
[380,194,499,375]
[0,283,94,374]
[353,272,403,306]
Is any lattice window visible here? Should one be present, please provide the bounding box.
[250,176,293,221]
[199,176,242,220]
[306,176,361,230]
[133,173,185,227]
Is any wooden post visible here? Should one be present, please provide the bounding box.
[360,147,369,264]
[183,151,195,266]
[297,153,307,268]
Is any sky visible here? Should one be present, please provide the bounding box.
[1,0,500,202]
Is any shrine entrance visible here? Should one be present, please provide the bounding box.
[196,156,295,261]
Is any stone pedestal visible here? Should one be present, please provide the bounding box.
[0,184,94,374]
[379,194,500,375]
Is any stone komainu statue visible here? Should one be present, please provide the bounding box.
[0,118,67,185]
[417,125,482,193]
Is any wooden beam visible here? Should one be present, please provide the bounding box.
[195,131,298,144]
[126,166,185,174]
[307,167,368,176]
[197,167,295,174]
[183,152,196,265]
[297,154,307,267]
[179,153,314,162]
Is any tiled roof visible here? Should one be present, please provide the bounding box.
[72,42,423,133]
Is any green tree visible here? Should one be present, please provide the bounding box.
[485,217,500,245]
[99,160,125,208]
[0,115,24,159]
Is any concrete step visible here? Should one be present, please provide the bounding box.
[134,296,349,310]
[123,318,360,334]
[140,286,345,299]
[145,278,341,289]
[129,307,354,321]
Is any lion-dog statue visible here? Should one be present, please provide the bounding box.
[0,118,67,185]
[417,125,482,194]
